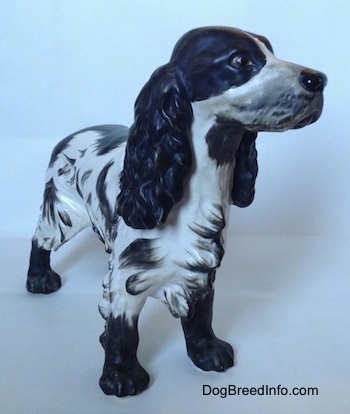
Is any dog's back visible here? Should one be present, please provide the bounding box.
[37,125,128,252]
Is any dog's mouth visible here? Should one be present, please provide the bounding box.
[292,109,323,129]
[250,106,323,132]
[233,92,324,133]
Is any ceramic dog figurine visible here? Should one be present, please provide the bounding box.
[27,26,326,397]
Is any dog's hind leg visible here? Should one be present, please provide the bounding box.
[181,277,234,372]
[27,177,90,294]
[27,220,90,294]
[27,238,62,294]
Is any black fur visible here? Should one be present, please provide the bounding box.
[171,27,267,101]
[181,286,234,371]
[231,131,258,207]
[205,122,244,166]
[75,170,83,199]
[99,314,150,397]
[96,161,118,246]
[49,135,74,167]
[81,169,93,185]
[27,239,62,294]
[42,178,59,224]
[93,124,128,155]
[116,28,269,229]
[119,238,164,271]
[26,26,326,399]
[184,239,224,274]
[117,65,193,229]
[57,210,72,227]
[186,206,226,273]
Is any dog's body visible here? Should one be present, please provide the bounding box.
[35,123,228,317]
[27,27,326,397]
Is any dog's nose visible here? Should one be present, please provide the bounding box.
[299,70,327,92]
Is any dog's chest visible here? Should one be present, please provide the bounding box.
[115,202,227,318]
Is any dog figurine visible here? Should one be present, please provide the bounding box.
[27,26,326,397]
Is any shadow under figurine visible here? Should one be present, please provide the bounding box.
[27,26,326,397]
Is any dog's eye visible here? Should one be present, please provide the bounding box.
[230,54,252,68]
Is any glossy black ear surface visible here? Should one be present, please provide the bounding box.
[117,65,193,229]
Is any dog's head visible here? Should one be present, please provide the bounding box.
[117,27,326,228]
[172,27,326,131]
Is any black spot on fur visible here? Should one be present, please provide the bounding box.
[189,204,226,239]
[125,273,149,295]
[205,122,244,166]
[59,224,66,243]
[42,178,58,224]
[93,125,128,155]
[81,169,93,185]
[92,224,105,244]
[96,161,116,231]
[185,205,225,273]
[62,153,76,166]
[49,125,127,167]
[182,237,225,274]
[119,238,164,270]
[58,210,72,227]
[75,170,83,198]
[49,136,74,167]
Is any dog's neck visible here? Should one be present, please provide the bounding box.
[162,107,244,273]
[165,103,245,234]
[189,103,244,209]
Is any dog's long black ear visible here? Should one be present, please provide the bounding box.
[117,65,193,229]
[231,131,258,207]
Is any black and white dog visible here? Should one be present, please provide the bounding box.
[27,26,326,397]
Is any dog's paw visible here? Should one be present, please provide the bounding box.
[186,337,234,372]
[26,270,61,294]
[99,361,150,397]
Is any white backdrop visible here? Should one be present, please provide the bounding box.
[1,1,350,414]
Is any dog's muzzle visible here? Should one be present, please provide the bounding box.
[292,68,327,129]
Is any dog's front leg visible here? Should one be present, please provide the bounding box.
[99,311,149,397]
[98,261,149,397]
[181,276,234,372]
